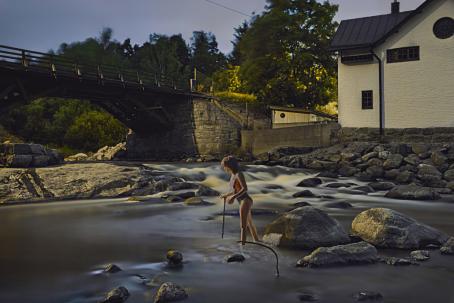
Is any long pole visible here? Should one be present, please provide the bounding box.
[221,197,226,239]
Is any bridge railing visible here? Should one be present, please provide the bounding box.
[0,45,189,91]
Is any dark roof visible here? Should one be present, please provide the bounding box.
[330,0,436,51]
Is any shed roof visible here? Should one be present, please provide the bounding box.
[330,0,436,51]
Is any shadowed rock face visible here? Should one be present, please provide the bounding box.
[297,241,378,268]
[263,206,350,249]
[352,208,448,249]
[385,183,440,200]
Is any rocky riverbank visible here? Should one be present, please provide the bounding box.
[256,142,454,201]
[0,162,219,204]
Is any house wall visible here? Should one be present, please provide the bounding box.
[338,0,454,129]
[377,0,454,128]
[338,56,380,128]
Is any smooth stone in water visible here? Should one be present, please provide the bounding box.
[101,286,130,303]
[322,201,353,209]
[154,282,188,303]
[297,177,322,187]
[297,242,378,268]
[104,264,122,274]
[166,250,183,267]
[440,237,454,255]
[226,254,245,263]
[353,291,383,302]
[369,182,395,191]
[325,182,351,188]
[293,190,316,198]
[298,291,318,302]
[184,197,213,206]
[379,256,414,266]
[195,185,220,197]
[263,206,350,249]
[352,208,448,249]
[385,183,440,201]
[410,250,430,261]
[293,201,312,207]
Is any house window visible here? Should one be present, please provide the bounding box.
[362,90,373,110]
[280,113,286,118]
[387,46,420,63]
[433,17,454,39]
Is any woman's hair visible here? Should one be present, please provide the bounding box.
[221,155,240,173]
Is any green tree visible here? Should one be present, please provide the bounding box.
[237,0,338,108]
[191,31,227,76]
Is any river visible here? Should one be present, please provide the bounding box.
[0,163,453,303]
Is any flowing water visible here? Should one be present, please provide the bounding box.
[0,163,453,303]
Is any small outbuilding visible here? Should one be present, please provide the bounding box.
[269,106,336,129]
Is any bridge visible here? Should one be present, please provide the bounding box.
[0,45,210,133]
[0,45,242,159]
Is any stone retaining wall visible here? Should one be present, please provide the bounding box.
[338,128,454,144]
[125,98,241,160]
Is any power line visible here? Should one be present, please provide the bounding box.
[201,0,252,18]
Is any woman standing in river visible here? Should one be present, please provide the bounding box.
[220,155,260,245]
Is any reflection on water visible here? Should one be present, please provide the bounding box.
[1,163,454,302]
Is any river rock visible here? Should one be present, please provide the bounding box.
[351,208,448,249]
[431,151,447,167]
[369,182,395,191]
[383,154,403,170]
[166,250,183,267]
[385,183,440,200]
[154,282,188,303]
[410,250,430,261]
[195,185,220,197]
[184,197,213,206]
[384,169,400,180]
[293,190,316,198]
[338,165,358,177]
[403,154,420,166]
[367,158,383,167]
[444,169,454,182]
[226,254,245,263]
[65,153,88,162]
[362,152,378,162]
[353,291,383,301]
[395,171,415,184]
[364,166,384,180]
[379,256,414,266]
[297,178,322,187]
[167,182,199,191]
[101,286,130,303]
[316,171,338,178]
[293,201,312,207]
[297,242,378,268]
[412,143,430,155]
[440,237,454,255]
[263,206,350,249]
[104,264,122,273]
[90,142,126,161]
[298,291,318,302]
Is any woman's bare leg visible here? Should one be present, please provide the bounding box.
[247,210,260,242]
[239,199,253,245]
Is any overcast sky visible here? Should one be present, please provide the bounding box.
[0,0,426,54]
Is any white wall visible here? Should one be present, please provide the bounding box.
[338,0,454,129]
[338,56,380,127]
[378,0,454,128]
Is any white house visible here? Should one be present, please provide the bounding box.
[269,106,336,129]
[330,0,454,130]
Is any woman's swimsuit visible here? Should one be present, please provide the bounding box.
[229,173,252,204]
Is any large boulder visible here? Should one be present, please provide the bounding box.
[90,142,126,161]
[385,183,440,200]
[383,154,403,169]
[297,241,378,267]
[444,169,454,182]
[263,206,350,249]
[154,282,188,303]
[351,208,448,249]
[101,286,130,303]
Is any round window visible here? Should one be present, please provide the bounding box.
[433,17,454,39]
[280,113,286,118]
